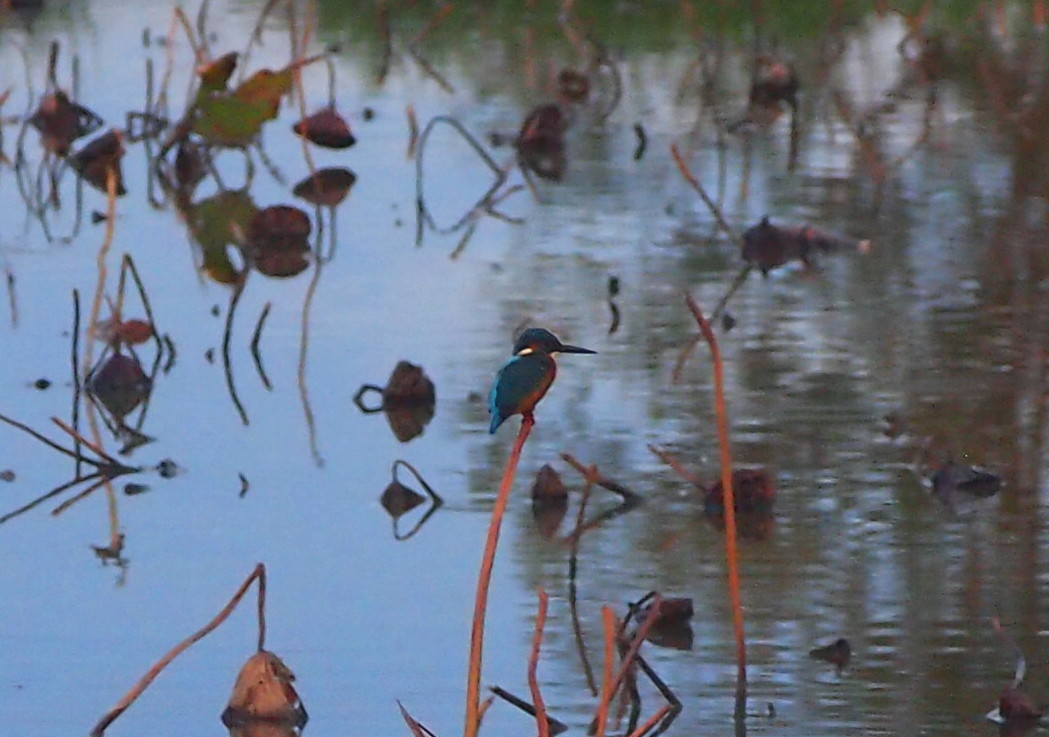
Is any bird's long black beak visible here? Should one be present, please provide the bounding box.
[556,342,597,355]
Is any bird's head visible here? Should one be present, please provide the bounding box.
[512,327,596,357]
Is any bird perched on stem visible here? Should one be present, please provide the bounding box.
[488,327,596,434]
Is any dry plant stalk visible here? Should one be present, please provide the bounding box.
[626,704,672,737]
[670,143,739,244]
[590,593,663,736]
[90,563,268,737]
[465,417,534,737]
[593,605,618,737]
[528,588,551,737]
[683,293,747,709]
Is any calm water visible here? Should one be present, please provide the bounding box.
[1,2,1047,736]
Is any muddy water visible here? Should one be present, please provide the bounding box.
[1,2,1047,736]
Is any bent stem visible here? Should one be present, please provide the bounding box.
[683,293,747,716]
[465,416,534,737]
[90,563,267,737]
[528,587,550,737]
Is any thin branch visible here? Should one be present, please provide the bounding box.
[0,412,101,468]
[50,475,110,516]
[567,465,599,696]
[250,302,273,390]
[670,143,739,244]
[647,444,704,490]
[0,474,99,525]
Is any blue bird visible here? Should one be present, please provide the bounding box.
[488,327,596,434]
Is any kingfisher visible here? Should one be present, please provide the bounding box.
[488,327,596,434]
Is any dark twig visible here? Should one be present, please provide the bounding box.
[49,475,110,517]
[568,466,599,696]
[222,278,249,426]
[250,302,273,390]
[0,412,101,467]
[5,266,16,327]
[51,417,122,467]
[72,289,83,476]
[489,687,568,735]
[0,474,100,525]
[647,444,704,490]
[561,454,643,543]
[670,143,740,244]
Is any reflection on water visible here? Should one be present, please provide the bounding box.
[1,1,1049,736]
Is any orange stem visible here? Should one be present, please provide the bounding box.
[684,293,747,702]
[464,416,534,737]
[528,588,550,737]
[625,704,671,737]
[593,605,617,737]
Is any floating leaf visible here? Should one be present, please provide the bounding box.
[247,205,311,278]
[742,217,869,275]
[381,481,426,519]
[638,596,695,651]
[998,688,1042,722]
[292,108,356,149]
[174,139,208,189]
[640,597,694,627]
[94,316,153,346]
[184,190,258,285]
[69,129,126,195]
[517,104,567,182]
[353,362,437,442]
[930,460,1001,500]
[29,89,103,156]
[531,464,567,502]
[291,167,357,207]
[809,638,851,669]
[704,468,775,540]
[116,319,154,345]
[198,51,239,92]
[87,353,150,419]
[235,68,293,107]
[192,66,293,147]
[383,360,435,406]
[531,465,568,537]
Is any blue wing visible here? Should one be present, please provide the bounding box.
[488,354,554,433]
